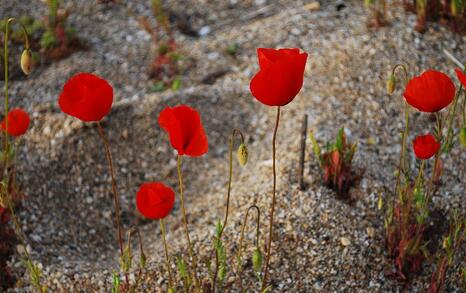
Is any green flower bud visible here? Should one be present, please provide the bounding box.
[459,126,466,147]
[168,288,176,293]
[377,194,383,210]
[386,74,396,94]
[252,248,262,273]
[237,143,248,166]
[20,49,33,75]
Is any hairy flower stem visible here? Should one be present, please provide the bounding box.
[160,219,174,289]
[444,65,464,149]
[96,122,129,291]
[212,129,244,293]
[390,64,409,206]
[176,155,200,291]
[261,106,281,292]
[236,205,261,291]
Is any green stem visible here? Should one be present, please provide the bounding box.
[212,129,244,293]
[261,106,281,292]
[444,85,463,150]
[96,122,129,291]
[176,155,200,291]
[160,218,174,289]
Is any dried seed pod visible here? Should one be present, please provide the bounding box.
[20,49,33,75]
[237,143,248,166]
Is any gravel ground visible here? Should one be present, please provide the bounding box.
[1,0,465,292]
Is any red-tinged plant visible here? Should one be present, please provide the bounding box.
[136,182,176,292]
[137,0,182,91]
[429,211,465,293]
[158,104,208,291]
[364,0,387,28]
[401,0,465,34]
[383,64,464,284]
[310,127,358,198]
[58,73,131,291]
[40,0,83,60]
[1,109,31,137]
[250,47,307,291]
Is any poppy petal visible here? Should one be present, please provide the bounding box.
[158,105,208,157]
[58,73,113,122]
[403,70,455,113]
[1,109,30,137]
[413,134,440,160]
[136,182,175,220]
[455,68,466,88]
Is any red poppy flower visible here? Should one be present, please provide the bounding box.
[58,73,113,122]
[403,70,455,113]
[250,48,308,107]
[136,182,175,220]
[412,134,440,160]
[1,108,30,137]
[158,105,208,157]
[455,68,466,88]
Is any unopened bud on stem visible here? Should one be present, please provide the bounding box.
[459,126,466,147]
[237,143,248,166]
[20,49,33,75]
[386,74,396,94]
[252,248,262,273]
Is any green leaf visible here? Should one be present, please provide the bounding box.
[335,127,344,152]
[309,131,321,163]
[111,271,121,293]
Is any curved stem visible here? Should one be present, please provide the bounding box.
[212,128,245,293]
[176,155,200,290]
[96,122,129,291]
[261,106,281,292]
[160,218,174,289]
[391,63,409,86]
[236,204,261,292]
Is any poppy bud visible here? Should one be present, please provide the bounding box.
[442,236,451,249]
[386,74,396,94]
[364,0,375,7]
[377,194,383,210]
[237,143,248,166]
[168,288,176,293]
[252,248,262,273]
[20,49,33,75]
[460,126,466,147]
